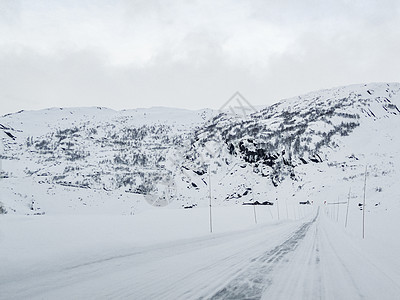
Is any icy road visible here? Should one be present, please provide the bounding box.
[2,207,400,300]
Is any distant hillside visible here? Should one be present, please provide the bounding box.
[1,83,399,215]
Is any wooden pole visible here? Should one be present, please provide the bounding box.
[345,188,351,228]
[208,164,213,233]
[276,198,280,220]
[362,165,368,239]
[252,180,257,224]
[336,196,340,222]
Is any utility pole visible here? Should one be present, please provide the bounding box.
[208,164,213,233]
[362,165,368,239]
[253,205,258,224]
[276,198,280,220]
[252,181,257,224]
[336,196,340,222]
[345,188,351,228]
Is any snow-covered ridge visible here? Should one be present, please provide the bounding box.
[179,82,399,204]
[0,82,399,216]
[0,106,214,137]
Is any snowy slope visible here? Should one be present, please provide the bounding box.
[0,83,399,215]
[0,106,214,214]
[1,83,400,216]
[179,83,400,211]
[1,83,400,299]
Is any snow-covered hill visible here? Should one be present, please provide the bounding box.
[0,82,399,216]
[180,83,400,212]
[0,106,214,214]
[1,83,400,299]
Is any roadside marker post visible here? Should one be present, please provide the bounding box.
[362,165,368,239]
[336,196,340,222]
[276,198,280,220]
[345,188,351,228]
[208,164,213,233]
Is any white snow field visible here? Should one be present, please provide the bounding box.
[1,203,400,300]
[1,83,400,299]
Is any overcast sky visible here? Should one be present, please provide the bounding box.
[1,0,399,115]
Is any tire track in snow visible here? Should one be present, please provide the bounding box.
[131,222,306,300]
[262,215,324,299]
[208,209,319,300]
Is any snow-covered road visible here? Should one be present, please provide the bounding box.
[2,207,400,299]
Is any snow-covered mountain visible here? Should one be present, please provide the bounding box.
[2,83,400,299]
[1,82,399,216]
[180,82,400,211]
[0,107,213,214]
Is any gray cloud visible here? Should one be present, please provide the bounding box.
[0,0,21,24]
[0,0,399,115]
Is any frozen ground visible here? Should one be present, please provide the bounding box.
[1,203,400,300]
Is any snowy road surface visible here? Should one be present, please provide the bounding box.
[2,207,400,299]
